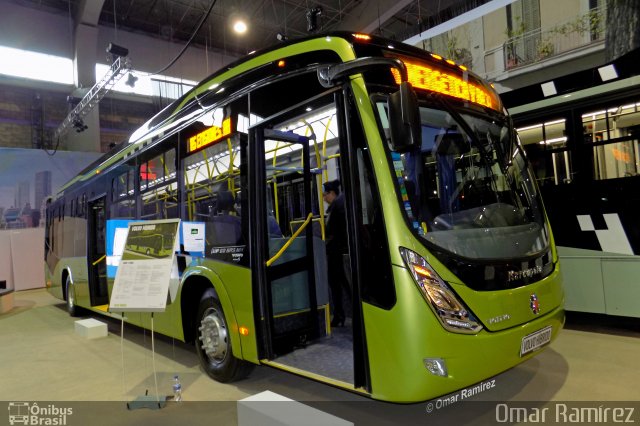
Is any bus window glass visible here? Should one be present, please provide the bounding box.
[165,148,176,180]
[592,140,639,179]
[111,163,136,218]
[113,199,136,219]
[146,153,164,189]
[584,102,640,179]
[517,119,572,185]
[183,111,247,257]
[141,181,178,219]
[379,102,550,260]
[127,169,134,196]
[116,171,128,198]
[140,148,178,220]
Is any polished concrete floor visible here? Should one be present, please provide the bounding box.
[1,288,639,425]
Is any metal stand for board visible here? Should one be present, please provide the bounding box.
[126,313,167,410]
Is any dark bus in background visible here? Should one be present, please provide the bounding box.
[504,47,640,318]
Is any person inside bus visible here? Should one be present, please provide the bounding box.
[323,179,350,328]
[209,190,242,245]
[235,191,282,237]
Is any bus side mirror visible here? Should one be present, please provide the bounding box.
[388,82,420,152]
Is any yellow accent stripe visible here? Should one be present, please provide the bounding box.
[272,304,329,319]
[93,304,109,312]
[92,255,106,266]
[266,212,313,267]
[260,360,370,395]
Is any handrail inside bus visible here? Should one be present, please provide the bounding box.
[266,212,313,267]
[92,255,106,266]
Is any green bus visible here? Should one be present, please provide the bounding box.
[125,232,175,257]
[44,32,564,403]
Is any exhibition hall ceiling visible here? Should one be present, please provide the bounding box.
[11,0,490,56]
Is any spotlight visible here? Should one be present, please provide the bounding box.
[233,20,247,34]
[72,115,88,133]
[125,73,138,88]
[66,96,81,107]
[306,7,322,33]
[106,42,129,57]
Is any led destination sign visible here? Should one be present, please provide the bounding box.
[390,59,499,111]
[187,117,232,153]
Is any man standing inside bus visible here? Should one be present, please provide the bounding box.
[323,180,350,327]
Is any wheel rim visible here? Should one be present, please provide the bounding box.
[198,307,228,364]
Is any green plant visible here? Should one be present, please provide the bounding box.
[505,16,527,40]
[537,39,554,59]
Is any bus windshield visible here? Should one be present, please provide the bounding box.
[377,96,549,260]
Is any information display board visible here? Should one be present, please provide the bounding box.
[109,219,180,313]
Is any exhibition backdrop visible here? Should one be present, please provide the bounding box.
[0,148,102,290]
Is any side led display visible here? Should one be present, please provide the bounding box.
[187,117,232,153]
[390,60,500,111]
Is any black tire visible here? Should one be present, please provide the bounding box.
[195,289,253,382]
[65,276,79,317]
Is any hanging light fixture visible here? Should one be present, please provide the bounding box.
[233,19,247,34]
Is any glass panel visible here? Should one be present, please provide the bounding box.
[584,101,640,180]
[141,182,179,219]
[127,169,134,196]
[183,124,246,263]
[111,199,136,219]
[517,119,571,185]
[146,153,164,189]
[165,149,176,181]
[379,102,549,260]
[583,109,608,142]
[116,172,128,198]
[593,140,640,180]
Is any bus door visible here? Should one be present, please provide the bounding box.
[251,128,327,358]
[87,196,109,306]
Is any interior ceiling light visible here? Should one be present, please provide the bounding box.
[233,20,247,34]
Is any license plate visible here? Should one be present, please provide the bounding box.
[520,326,552,356]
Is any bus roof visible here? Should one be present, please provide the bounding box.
[56,31,487,198]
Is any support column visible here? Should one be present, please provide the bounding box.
[64,0,106,153]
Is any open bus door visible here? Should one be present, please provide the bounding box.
[251,127,330,359]
[87,195,109,306]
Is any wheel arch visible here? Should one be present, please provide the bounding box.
[180,268,243,358]
[61,268,73,301]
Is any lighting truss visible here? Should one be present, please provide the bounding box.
[53,56,132,140]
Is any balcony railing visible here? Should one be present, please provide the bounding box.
[483,5,606,79]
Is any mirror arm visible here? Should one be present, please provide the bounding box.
[317,57,407,87]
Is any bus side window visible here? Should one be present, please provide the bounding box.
[353,118,395,309]
[182,98,248,264]
[111,164,136,219]
[140,146,179,220]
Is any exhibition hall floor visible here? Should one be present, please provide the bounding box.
[1,288,639,425]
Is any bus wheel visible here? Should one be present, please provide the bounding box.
[65,276,79,317]
[195,289,252,382]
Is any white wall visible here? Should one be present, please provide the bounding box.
[0,2,73,58]
[0,231,12,290]
[0,228,45,291]
[0,2,239,85]
[96,27,236,83]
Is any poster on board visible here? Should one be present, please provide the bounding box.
[109,219,180,313]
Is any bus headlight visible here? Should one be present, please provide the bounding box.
[400,247,482,334]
